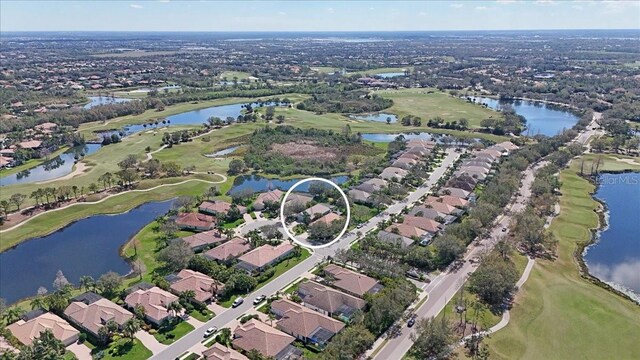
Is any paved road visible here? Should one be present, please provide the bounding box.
[372,159,546,360]
[151,149,461,359]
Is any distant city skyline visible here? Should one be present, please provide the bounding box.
[1,0,639,32]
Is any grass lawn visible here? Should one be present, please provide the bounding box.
[484,156,640,359]
[189,308,215,322]
[222,218,245,229]
[310,66,341,74]
[122,221,164,284]
[220,71,253,80]
[153,320,195,345]
[376,88,500,128]
[347,67,413,76]
[94,339,152,360]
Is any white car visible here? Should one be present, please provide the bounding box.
[203,327,217,338]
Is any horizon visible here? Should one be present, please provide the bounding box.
[2,0,639,32]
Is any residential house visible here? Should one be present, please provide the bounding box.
[310,212,343,227]
[446,174,478,191]
[356,178,387,193]
[297,281,366,322]
[385,223,426,239]
[181,229,227,252]
[168,269,221,304]
[439,195,469,209]
[438,187,471,199]
[232,319,301,360]
[455,169,488,181]
[391,157,417,170]
[285,193,313,208]
[199,200,246,217]
[236,242,295,273]
[303,204,332,220]
[7,311,79,346]
[271,299,345,349]
[253,189,284,210]
[64,292,133,338]
[17,140,42,150]
[402,216,442,233]
[124,286,179,325]
[424,200,463,216]
[398,152,421,161]
[380,167,408,181]
[377,230,415,248]
[348,189,372,205]
[203,343,249,360]
[175,212,216,231]
[203,237,251,263]
[408,206,457,225]
[322,264,383,298]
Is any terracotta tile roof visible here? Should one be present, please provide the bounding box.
[64,298,133,336]
[438,187,471,199]
[203,237,251,262]
[181,229,226,249]
[124,286,178,324]
[402,216,442,233]
[323,264,380,297]
[255,189,284,205]
[232,319,294,358]
[439,195,469,208]
[175,212,215,229]
[17,140,42,149]
[310,212,342,226]
[203,343,249,360]
[297,281,366,314]
[170,269,221,303]
[304,204,331,217]
[385,223,427,238]
[424,200,458,215]
[237,242,294,268]
[271,299,345,338]
[199,200,246,215]
[7,312,79,346]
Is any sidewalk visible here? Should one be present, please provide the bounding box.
[135,330,167,354]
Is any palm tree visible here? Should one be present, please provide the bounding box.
[180,290,196,305]
[122,318,141,343]
[3,306,25,324]
[79,275,95,292]
[134,303,147,320]
[167,300,183,319]
[30,295,47,310]
[267,312,276,326]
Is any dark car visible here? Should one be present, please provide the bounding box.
[408,318,416,327]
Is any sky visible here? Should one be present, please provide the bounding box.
[1,0,639,32]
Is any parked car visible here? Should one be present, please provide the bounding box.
[204,327,217,338]
[407,314,417,327]
[232,297,244,308]
[501,227,507,232]
[253,295,266,305]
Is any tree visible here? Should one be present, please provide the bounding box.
[97,271,123,298]
[20,329,66,360]
[143,159,162,178]
[79,275,95,292]
[97,319,119,344]
[319,323,375,360]
[116,168,139,186]
[469,253,518,308]
[216,328,232,347]
[0,200,10,217]
[9,193,26,211]
[167,300,183,318]
[433,234,465,266]
[157,240,194,271]
[410,317,456,360]
[134,303,147,320]
[122,318,141,343]
[118,154,139,170]
[98,172,114,190]
[3,306,25,324]
[228,159,245,175]
[162,161,182,177]
[88,182,99,193]
[52,270,69,290]
[30,295,47,310]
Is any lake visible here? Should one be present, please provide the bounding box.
[228,175,349,195]
[377,72,406,78]
[84,96,133,109]
[470,96,579,137]
[350,113,397,123]
[584,172,640,300]
[0,200,174,304]
[361,132,479,145]
[205,146,241,157]
[0,144,102,187]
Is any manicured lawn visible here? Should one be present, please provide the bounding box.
[484,157,640,360]
[347,67,413,76]
[310,66,341,74]
[153,320,195,345]
[189,308,215,322]
[93,339,152,360]
[376,88,500,128]
[222,218,245,229]
[220,71,253,80]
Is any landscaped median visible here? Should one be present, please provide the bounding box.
[484,156,640,359]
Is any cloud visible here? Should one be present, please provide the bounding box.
[418,11,427,16]
[157,0,170,3]
[277,11,286,16]
[450,3,464,8]
[369,7,375,11]
[601,0,640,13]
[327,7,335,14]
[475,6,489,11]
[535,0,556,5]
[496,0,517,3]
[129,4,143,9]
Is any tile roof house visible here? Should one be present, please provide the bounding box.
[380,167,408,181]
[204,237,252,263]
[236,242,295,273]
[446,174,478,191]
[478,149,503,158]
[322,264,383,298]
[64,293,133,338]
[310,212,343,226]
[391,157,418,170]
[303,204,332,219]
[17,140,43,149]
[271,299,345,349]
[254,189,284,210]
[124,286,179,325]
[398,152,421,161]
[377,230,415,248]
[203,343,249,360]
[285,193,313,208]
[461,159,493,169]
[425,199,464,216]
[405,146,432,157]
[348,189,372,204]
[7,311,79,346]
[297,281,366,322]
[175,212,216,231]
[438,187,471,199]
[439,195,469,208]
[181,229,227,252]
[199,200,247,216]
[407,139,436,148]
[385,223,427,239]
[168,269,221,304]
[232,319,300,360]
[455,169,488,181]
[356,178,387,193]
[402,216,443,233]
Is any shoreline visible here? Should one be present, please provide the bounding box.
[575,171,640,305]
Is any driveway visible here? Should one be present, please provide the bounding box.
[135,330,167,354]
[67,342,92,360]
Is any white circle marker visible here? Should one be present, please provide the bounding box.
[280,177,351,249]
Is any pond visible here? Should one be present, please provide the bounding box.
[96,101,286,138]
[205,146,241,157]
[0,144,102,187]
[584,172,640,301]
[0,200,174,304]
[377,72,406,78]
[361,132,479,145]
[350,113,398,123]
[470,96,579,137]
[83,96,133,109]
[228,175,349,195]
